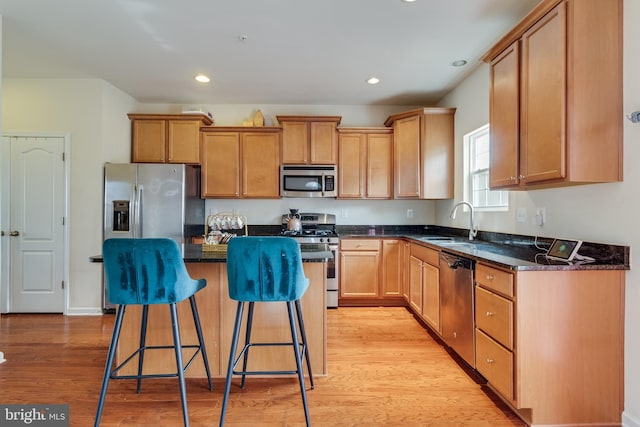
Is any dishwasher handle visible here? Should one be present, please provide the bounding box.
[439,252,475,270]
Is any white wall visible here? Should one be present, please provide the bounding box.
[436,1,640,423]
[1,79,136,313]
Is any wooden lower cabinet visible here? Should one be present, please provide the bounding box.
[115,262,328,378]
[339,238,404,306]
[475,262,624,426]
[407,243,440,333]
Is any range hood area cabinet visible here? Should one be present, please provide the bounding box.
[277,115,342,165]
[337,127,393,199]
[384,108,455,199]
[484,0,622,190]
[200,127,281,198]
[128,113,213,164]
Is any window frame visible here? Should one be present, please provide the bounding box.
[463,124,508,212]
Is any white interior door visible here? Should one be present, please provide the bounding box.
[9,136,65,313]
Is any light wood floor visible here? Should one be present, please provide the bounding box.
[0,307,525,426]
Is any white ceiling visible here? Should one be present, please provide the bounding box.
[0,0,539,106]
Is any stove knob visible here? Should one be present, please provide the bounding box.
[320,238,325,243]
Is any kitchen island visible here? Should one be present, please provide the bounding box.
[95,244,330,379]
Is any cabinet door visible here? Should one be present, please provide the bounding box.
[281,121,308,164]
[338,133,365,198]
[381,240,402,297]
[408,255,423,313]
[132,119,166,162]
[422,262,440,332]
[167,120,201,164]
[310,121,338,164]
[340,250,380,298]
[520,2,566,184]
[402,241,411,302]
[201,132,240,198]
[367,133,392,198]
[241,132,281,198]
[422,111,454,199]
[394,115,420,198]
[489,41,521,188]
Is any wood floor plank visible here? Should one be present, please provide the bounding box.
[0,308,525,426]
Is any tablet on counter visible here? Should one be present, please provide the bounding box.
[545,239,583,262]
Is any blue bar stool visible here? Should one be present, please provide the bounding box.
[95,238,213,427]
[220,236,313,426]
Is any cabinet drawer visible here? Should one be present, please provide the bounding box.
[476,263,514,298]
[341,239,380,251]
[475,329,513,401]
[410,244,439,266]
[475,286,513,349]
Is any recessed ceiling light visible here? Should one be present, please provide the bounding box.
[195,74,210,83]
[366,77,380,85]
[451,60,468,67]
[401,0,417,3]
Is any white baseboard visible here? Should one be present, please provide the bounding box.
[65,307,103,316]
[623,411,640,427]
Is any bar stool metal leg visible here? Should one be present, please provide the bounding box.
[188,295,213,390]
[169,303,189,427]
[136,304,149,393]
[95,304,126,427]
[287,301,311,426]
[294,299,314,389]
[220,301,245,427]
[240,301,255,389]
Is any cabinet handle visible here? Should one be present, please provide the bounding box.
[485,311,494,317]
[486,358,494,364]
[9,231,20,237]
[356,243,363,248]
[510,176,516,181]
[486,274,494,280]
[518,174,525,180]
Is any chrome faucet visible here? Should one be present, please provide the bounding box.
[449,201,478,241]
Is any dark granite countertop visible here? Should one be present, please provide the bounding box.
[90,243,332,264]
[337,225,629,272]
[183,244,332,263]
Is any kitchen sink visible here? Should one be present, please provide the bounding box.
[417,236,455,242]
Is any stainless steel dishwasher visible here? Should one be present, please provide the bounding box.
[439,251,476,368]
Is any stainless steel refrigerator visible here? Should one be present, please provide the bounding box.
[102,163,205,309]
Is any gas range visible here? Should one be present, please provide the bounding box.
[280,212,339,308]
[280,213,339,244]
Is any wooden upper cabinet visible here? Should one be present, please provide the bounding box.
[489,42,521,188]
[201,131,241,198]
[384,108,455,199]
[128,114,213,164]
[241,131,281,198]
[337,127,392,199]
[484,0,622,189]
[277,115,341,164]
[201,127,281,198]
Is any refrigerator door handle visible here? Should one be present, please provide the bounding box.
[133,184,142,238]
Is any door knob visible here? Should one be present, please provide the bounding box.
[9,231,20,236]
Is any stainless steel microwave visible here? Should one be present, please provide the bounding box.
[281,165,337,198]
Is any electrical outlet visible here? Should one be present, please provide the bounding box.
[406,209,413,218]
[341,208,348,218]
[516,207,526,223]
[535,207,546,227]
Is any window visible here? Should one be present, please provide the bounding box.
[464,124,508,210]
